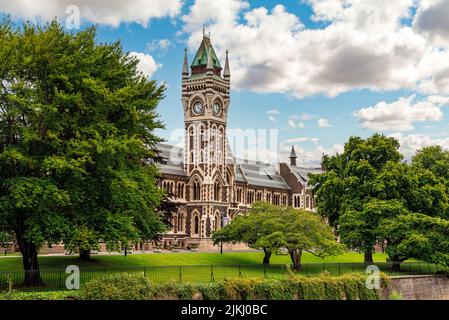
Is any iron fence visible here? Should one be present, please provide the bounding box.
[0,261,447,292]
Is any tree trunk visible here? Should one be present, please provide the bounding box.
[16,234,43,287]
[289,248,303,271]
[262,248,272,265]
[79,248,91,261]
[364,250,374,263]
[388,256,402,272]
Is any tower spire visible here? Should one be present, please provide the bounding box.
[182,48,189,76]
[224,50,230,79]
[289,145,298,166]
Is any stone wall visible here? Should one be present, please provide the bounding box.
[381,275,449,300]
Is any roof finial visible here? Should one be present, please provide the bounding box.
[203,24,205,37]
[289,145,298,166]
[224,50,230,78]
[182,48,189,76]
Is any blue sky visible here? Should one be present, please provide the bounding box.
[3,0,449,165]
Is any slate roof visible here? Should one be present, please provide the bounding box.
[238,161,290,190]
[287,165,323,189]
[191,35,222,69]
[155,143,320,190]
[156,143,186,177]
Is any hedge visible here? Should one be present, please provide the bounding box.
[0,291,80,300]
[78,273,386,300]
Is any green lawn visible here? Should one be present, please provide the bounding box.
[0,251,390,271]
[0,251,442,292]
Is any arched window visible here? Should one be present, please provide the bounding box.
[215,212,221,231]
[191,179,201,201]
[194,215,199,235]
[214,180,221,201]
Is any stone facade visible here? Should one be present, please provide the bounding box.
[156,34,321,250]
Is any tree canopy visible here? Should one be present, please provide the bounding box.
[310,134,449,267]
[0,19,167,285]
[212,202,344,269]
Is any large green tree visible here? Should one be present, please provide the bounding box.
[310,134,403,262]
[0,19,167,285]
[311,135,449,266]
[212,202,344,269]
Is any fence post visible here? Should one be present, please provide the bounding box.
[239,265,241,278]
[352,263,355,272]
[210,265,214,282]
[179,266,182,283]
[59,271,63,290]
[305,263,308,277]
[338,263,341,276]
[264,265,267,279]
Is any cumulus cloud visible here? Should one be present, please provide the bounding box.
[318,118,332,128]
[414,0,449,42]
[280,137,343,166]
[147,39,174,55]
[267,109,280,123]
[129,52,162,78]
[0,0,182,27]
[390,132,449,160]
[181,0,449,97]
[354,95,448,132]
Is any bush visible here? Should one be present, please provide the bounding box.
[80,273,155,300]
[78,272,384,300]
[0,291,79,300]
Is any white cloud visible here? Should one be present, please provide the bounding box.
[0,0,183,27]
[181,0,449,98]
[129,52,162,78]
[280,137,343,166]
[414,0,449,43]
[318,118,332,128]
[354,95,448,132]
[390,132,449,159]
[147,39,174,55]
[267,109,280,123]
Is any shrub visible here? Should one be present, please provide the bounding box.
[0,291,79,300]
[77,273,384,300]
[80,273,155,300]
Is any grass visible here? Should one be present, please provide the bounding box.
[0,251,442,292]
[0,251,391,271]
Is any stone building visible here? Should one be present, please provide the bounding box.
[156,33,321,250]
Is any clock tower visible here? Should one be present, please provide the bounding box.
[181,33,234,242]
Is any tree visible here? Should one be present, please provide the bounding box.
[0,20,166,285]
[212,202,280,264]
[310,134,403,262]
[212,202,344,269]
[311,135,449,267]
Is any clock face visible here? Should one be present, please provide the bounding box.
[213,102,222,116]
[192,101,204,115]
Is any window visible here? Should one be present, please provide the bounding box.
[192,179,201,201]
[177,183,185,199]
[237,188,242,203]
[214,180,221,201]
[194,215,199,234]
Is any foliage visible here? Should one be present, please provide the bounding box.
[212,202,344,267]
[78,273,382,300]
[0,290,79,300]
[310,135,449,265]
[80,273,155,300]
[0,18,167,283]
[388,290,404,300]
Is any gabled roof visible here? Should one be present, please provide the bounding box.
[191,35,222,69]
[287,165,322,189]
[239,161,290,190]
[156,143,186,177]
